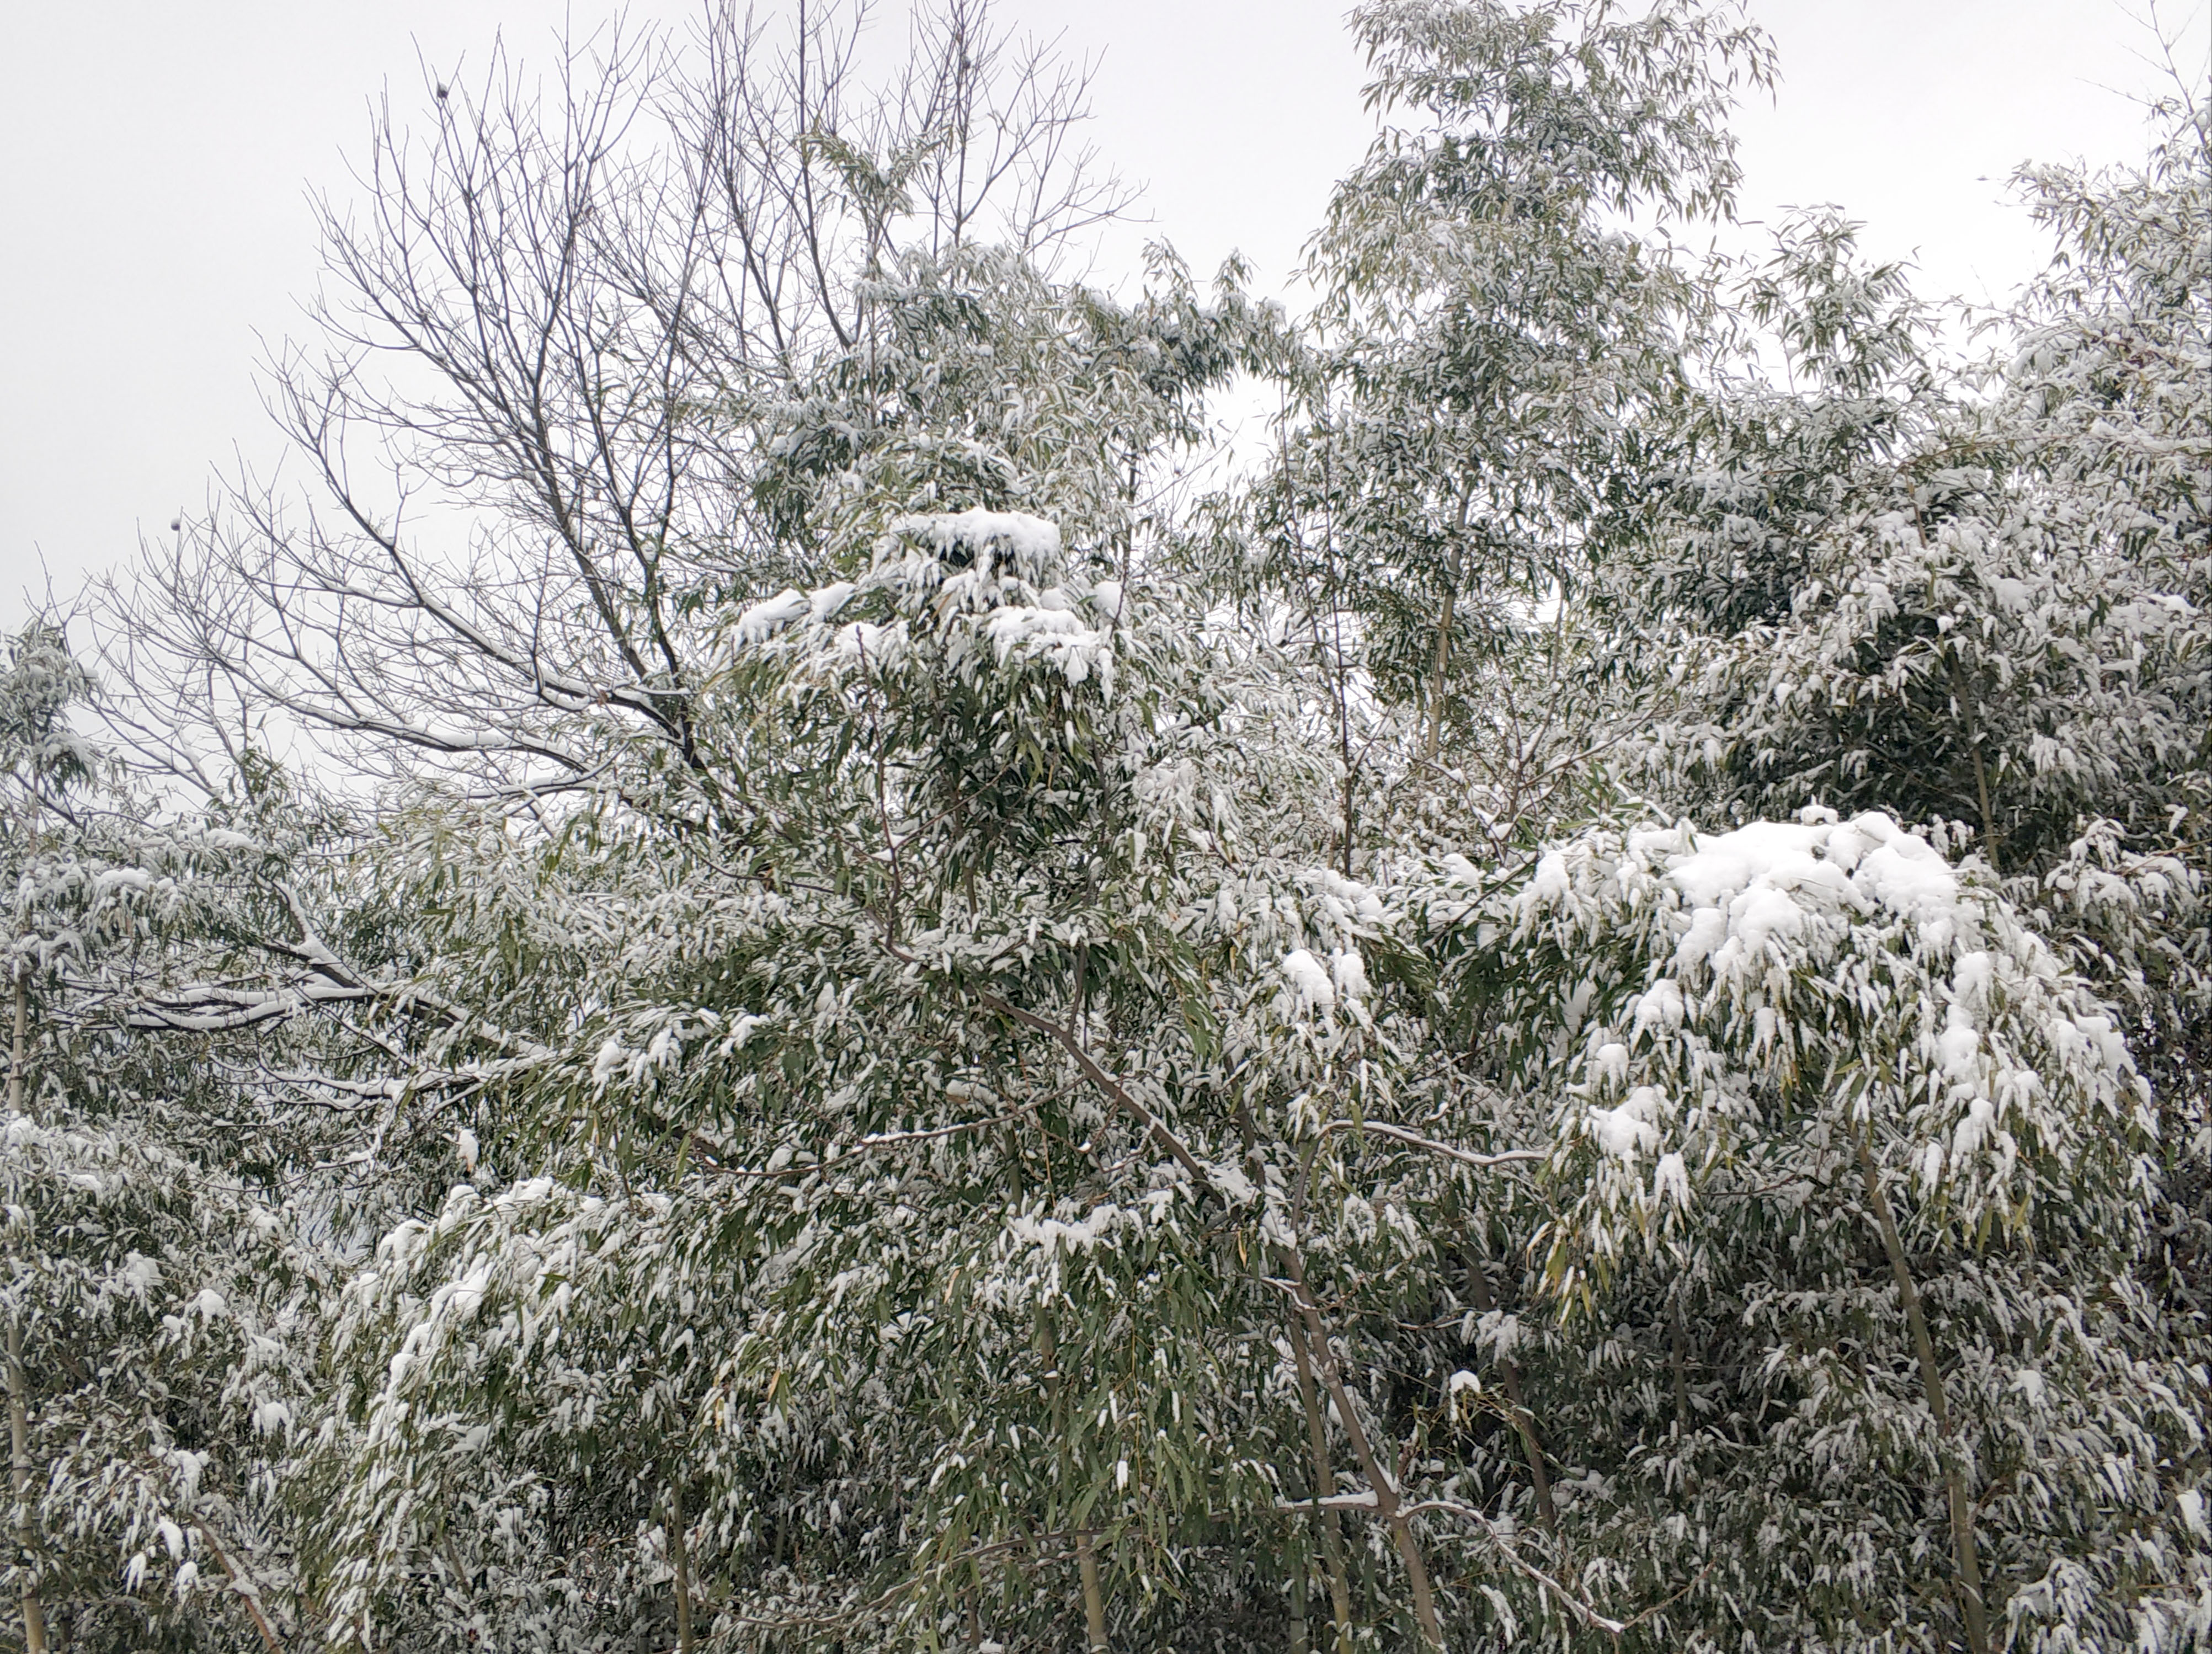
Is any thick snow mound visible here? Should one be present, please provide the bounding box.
[1653,810,1965,969]
[734,588,811,644]
[1281,947,1336,1012]
[893,508,1062,572]
[1517,809,1974,979]
[1475,807,2151,1266]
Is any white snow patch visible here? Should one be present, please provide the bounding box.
[1527,853,1570,903]
[735,588,810,644]
[1590,1086,1664,1159]
[1011,1203,1136,1252]
[1631,979,1686,1037]
[980,605,1113,689]
[120,1252,162,1294]
[834,620,905,664]
[442,1261,494,1321]
[1206,1162,1259,1205]
[1319,870,1385,926]
[1938,1009,1982,1079]
[1282,949,1336,1012]
[896,509,1062,570]
[1658,813,1965,970]
[1952,1096,1997,1157]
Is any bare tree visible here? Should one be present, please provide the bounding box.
[99,0,1128,803]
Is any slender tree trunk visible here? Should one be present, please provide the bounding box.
[1425,493,1472,766]
[1948,653,2002,874]
[1856,1134,1990,1654]
[8,973,44,1654]
[1077,1532,1108,1653]
[1337,720,1358,880]
[1283,1257,1446,1651]
[1253,1111,1351,1654]
[1459,1242,1555,1529]
[1915,505,2001,874]
[7,1317,42,1654]
[1287,1318,1357,1654]
[1425,583,1457,766]
[196,1520,284,1653]
[667,1477,695,1654]
[1670,1300,1693,1438]
[1387,1494,1445,1652]
[1323,446,1357,881]
[1042,1313,1107,1651]
[7,974,20,1116]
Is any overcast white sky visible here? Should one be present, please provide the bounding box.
[0,0,2189,627]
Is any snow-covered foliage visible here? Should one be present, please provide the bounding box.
[1409,808,2209,1651]
[14,2,2212,1650]
[1,626,337,1651]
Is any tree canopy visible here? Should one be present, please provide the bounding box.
[7,2,2210,1651]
